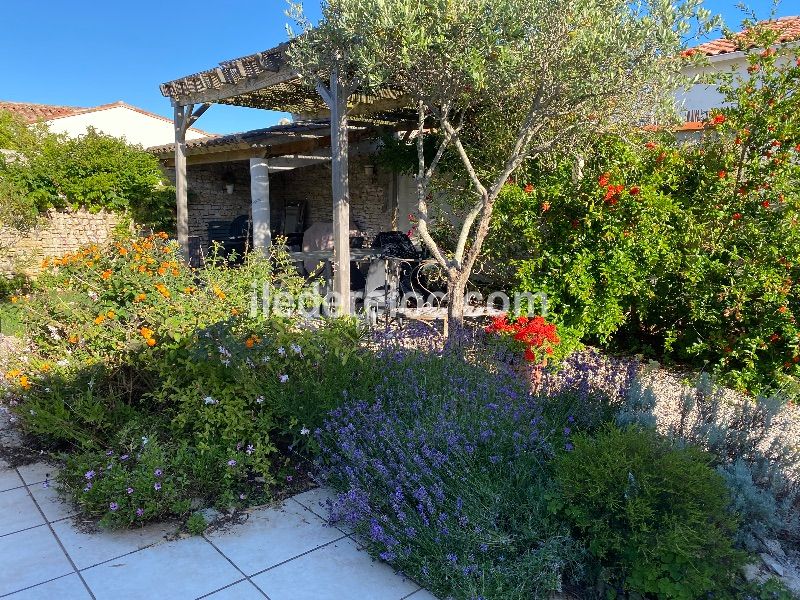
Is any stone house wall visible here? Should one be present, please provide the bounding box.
[0,208,124,275]
[166,154,397,251]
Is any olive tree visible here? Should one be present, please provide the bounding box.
[288,0,716,337]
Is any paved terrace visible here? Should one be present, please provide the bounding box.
[0,460,437,600]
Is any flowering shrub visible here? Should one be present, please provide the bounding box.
[319,347,585,599]
[484,313,560,363]
[4,234,376,523]
[485,24,800,393]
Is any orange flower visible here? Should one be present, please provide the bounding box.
[68,335,79,344]
[541,201,551,212]
[156,232,169,240]
[40,363,51,373]
[245,338,255,349]
[157,267,167,276]
[230,308,239,316]
[41,258,50,268]
[778,306,788,314]
[524,184,534,194]
[94,314,106,325]
[6,369,21,379]
[107,310,116,319]
[19,375,30,390]
[101,270,112,280]
[134,293,147,302]
[213,287,227,300]
[146,338,157,347]
[155,284,171,298]
[183,287,195,294]
[140,327,154,339]
[117,246,128,256]
[171,268,180,277]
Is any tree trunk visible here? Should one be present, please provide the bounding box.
[445,271,469,342]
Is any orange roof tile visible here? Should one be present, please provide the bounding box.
[690,15,800,57]
[0,100,86,123]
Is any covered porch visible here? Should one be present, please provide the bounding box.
[158,43,417,313]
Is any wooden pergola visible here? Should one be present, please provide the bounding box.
[160,43,414,314]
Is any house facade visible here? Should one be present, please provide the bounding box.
[0,100,212,146]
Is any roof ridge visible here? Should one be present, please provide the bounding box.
[688,15,800,57]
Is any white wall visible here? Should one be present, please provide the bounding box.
[675,43,798,121]
[45,105,207,148]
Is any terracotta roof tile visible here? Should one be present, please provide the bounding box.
[0,100,86,123]
[690,15,800,57]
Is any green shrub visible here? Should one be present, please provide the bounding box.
[482,23,800,394]
[186,512,208,536]
[552,425,745,599]
[6,234,378,525]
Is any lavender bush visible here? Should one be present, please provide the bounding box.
[318,343,590,599]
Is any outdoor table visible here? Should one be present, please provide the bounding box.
[287,248,383,262]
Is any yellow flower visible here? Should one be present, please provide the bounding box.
[101,269,112,280]
[107,310,116,319]
[134,293,147,302]
[213,286,227,300]
[68,335,79,344]
[10,296,18,303]
[146,337,156,347]
[94,314,106,325]
[6,369,21,379]
[19,376,30,390]
[40,363,51,373]
[140,327,154,339]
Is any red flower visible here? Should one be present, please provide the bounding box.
[732,213,742,221]
[524,184,534,194]
[598,172,611,188]
[486,314,560,363]
[712,114,726,125]
[762,200,771,208]
[541,201,551,212]
[718,170,727,179]
[570,219,580,229]
[644,141,657,150]
[629,186,640,196]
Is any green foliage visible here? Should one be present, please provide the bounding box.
[485,25,800,392]
[552,425,745,599]
[6,234,378,525]
[0,114,174,230]
[186,512,208,536]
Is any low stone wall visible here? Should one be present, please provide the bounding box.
[0,208,125,275]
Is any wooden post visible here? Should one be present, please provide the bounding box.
[249,157,271,254]
[174,104,190,258]
[328,69,351,315]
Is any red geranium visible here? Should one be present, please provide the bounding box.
[485,314,560,363]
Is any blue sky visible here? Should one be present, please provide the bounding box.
[0,1,794,135]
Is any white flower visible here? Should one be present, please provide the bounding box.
[56,359,69,367]
[300,426,310,436]
[261,355,270,363]
[218,345,231,358]
[141,436,149,446]
[255,395,264,404]
[277,346,286,356]
[279,374,289,384]
[88,291,99,301]
[290,343,302,354]
[203,396,218,405]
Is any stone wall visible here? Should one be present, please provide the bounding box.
[168,153,397,252]
[0,208,124,274]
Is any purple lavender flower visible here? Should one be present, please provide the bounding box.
[136,508,144,517]
[286,475,293,482]
[84,470,95,480]
[126,487,134,495]
[109,502,118,511]
[120,454,129,461]
[227,459,237,467]
[154,482,162,491]
[154,468,163,477]
[83,484,92,493]
[106,450,114,456]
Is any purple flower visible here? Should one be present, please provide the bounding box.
[84,470,95,480]
[227,459,237,467]
[109,502,118,511]
[239,493,246,500]
[120,454,129,461]
[136,508,144,517]
[565,442,574,452]
[126,487,134,495]
[286,475,293,482]
[446,553,458,564]
[279,374,289,383]
[106,450,114,456]
[563,427,571,436]
[154,482,162,491]
[83,483,92,493]
[154,468,163,477]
